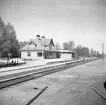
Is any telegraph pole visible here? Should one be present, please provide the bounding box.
[102,43,104,60]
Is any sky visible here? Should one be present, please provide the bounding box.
[0,0,106,53]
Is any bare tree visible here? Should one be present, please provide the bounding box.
[54,42,61,50]
[63,40,75,50]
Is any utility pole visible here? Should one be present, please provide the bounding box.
[102,43,104,60]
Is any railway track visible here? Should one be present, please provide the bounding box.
[0,58,100,89]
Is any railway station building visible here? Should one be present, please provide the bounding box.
[20,35,76,60]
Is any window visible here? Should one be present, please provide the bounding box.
[27,51,31,56]
[37,52,42,57]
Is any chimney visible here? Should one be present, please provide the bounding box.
[36,35,40,39]
[41,36,45,39]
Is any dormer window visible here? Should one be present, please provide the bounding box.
[29,41,35,45]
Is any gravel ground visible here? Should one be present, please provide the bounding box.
[0,58,106,105]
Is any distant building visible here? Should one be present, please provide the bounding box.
[20,35,76,60]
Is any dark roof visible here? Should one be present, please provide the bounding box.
[20,37,54,51]
[58,50,76,53]
[29,38,54,46]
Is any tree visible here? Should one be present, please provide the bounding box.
[82,47,90,57]
[54,42,61,50]
[0,17,5,57]
[75,45,90,58]
[63,40,75,50]
[0,19,20,58]
[75,44,83,57]
[0,17,5,37]
[90,49,94,57]
[96,51,101,57]
[19,41,28,49]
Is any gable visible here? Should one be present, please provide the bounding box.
[28,41,37,47]
[20,37,55,51]
[43,38,54,46]
[29,41,35,45]
[50,39,54,46]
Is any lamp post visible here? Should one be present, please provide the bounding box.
[102,43,104,60]
[42,44,43,59]
[8,53,12,64]
[41,37,45,60]
[42,43,45,60]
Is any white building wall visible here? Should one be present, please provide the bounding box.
[60,53,72,60]
[21,51,28,59]
[21,51,73,60]
[21,51,43,60]
[31,51,37,59]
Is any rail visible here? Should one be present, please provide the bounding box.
[0,58,101,89]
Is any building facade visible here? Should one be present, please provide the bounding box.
[20,35,76,60]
